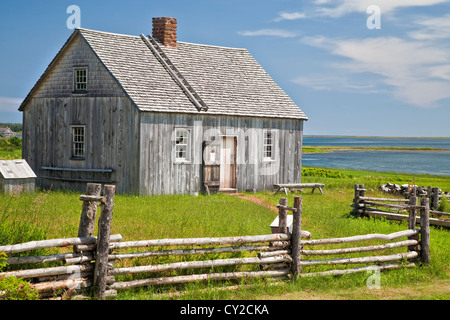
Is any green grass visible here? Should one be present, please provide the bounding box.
[2,137,448,299]
[112,193,278,240]
[302,166,450,191]
[0,167,449,300]
[0,149,21,160]
[0,192,277,241]
[303,145,449,153]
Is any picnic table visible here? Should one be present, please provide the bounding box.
[273,183,325,195]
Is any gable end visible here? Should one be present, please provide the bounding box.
[19,30,130,111]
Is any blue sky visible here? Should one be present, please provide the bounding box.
[1,0,449,137]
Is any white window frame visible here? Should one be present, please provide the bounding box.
[174,128,190,163]
[263,129,276,161]
[73,67,88,92]
[71,125,86,159]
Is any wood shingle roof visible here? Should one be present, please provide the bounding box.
[21,28,308,120]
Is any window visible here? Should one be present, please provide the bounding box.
[74,67,87,92]
[175,128,189,162]
[71,126,85,159]
[263,130,275,160]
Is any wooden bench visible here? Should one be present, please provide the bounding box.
[273,183,325,195]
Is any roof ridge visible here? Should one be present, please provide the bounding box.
[78,28,247,51]
[77,28,141,39]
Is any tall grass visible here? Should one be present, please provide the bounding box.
[0,167,448,299]
[0,194,49,272]
[0,194,47,246]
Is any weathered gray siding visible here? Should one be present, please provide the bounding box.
[22,97,140,194]
[21,32,140,194]
[139,112,303,196]
[21,30,305,196]
[0,178,35,194]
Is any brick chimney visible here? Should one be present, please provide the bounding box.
[152,17,177,47]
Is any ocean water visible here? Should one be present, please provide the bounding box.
[302,136,450,176]
[304,136,450,149]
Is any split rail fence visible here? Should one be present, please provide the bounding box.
[0,183,431,300]
[352,184,450,228]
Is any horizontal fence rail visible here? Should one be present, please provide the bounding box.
[352,184,450,228]
[301,229,418,246]
[0,234,121,299]
[299,251,418,267]
[0,183,433,300]
[301,239,419,256]
[110,234,291,250]
[296,227,422,278]
[0,235,123,256]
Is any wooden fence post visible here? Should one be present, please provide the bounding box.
[427,186,432,207]
[353,184,365,217]
[278,198,288,234]
[431,187,439,211]
[408,195,417,228]
[360,184,366,216]
[94,184,115,300]
[420,197,430,265]
[78,183,102,238]
[353,184,359,216]
[291,196,302,277]
[407,195,419,252]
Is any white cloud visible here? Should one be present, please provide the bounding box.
[237,29,299,38]
[0,97,23,113]
[274,12,308,22]
[271,1,450,108]
[298,35,450,108]
[313,0,450,18]
[429,65,450,80]
[332,37,448,73]
[293,74,379,92]
[408,14,450,40]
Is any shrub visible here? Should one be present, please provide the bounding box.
[8,136,22,148]
[302,167,353,179]
[0,252,39,300]
[438,198,449,213]
[0,136,22,154]
[0,252,6,270]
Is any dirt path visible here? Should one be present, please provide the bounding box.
[229,193,278,213]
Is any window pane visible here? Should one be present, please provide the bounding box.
[176,145,186,159]
[175,129,189,160]
[72,126,85,158]
[263,130,274,159]
[74,68,87,91]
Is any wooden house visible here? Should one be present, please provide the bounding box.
[0,127,16,138]
[19,17,308,195]
[0,159,36,194]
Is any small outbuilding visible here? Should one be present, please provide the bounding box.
[0,159,37,194]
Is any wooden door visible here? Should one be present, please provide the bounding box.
[220,136,236,189]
